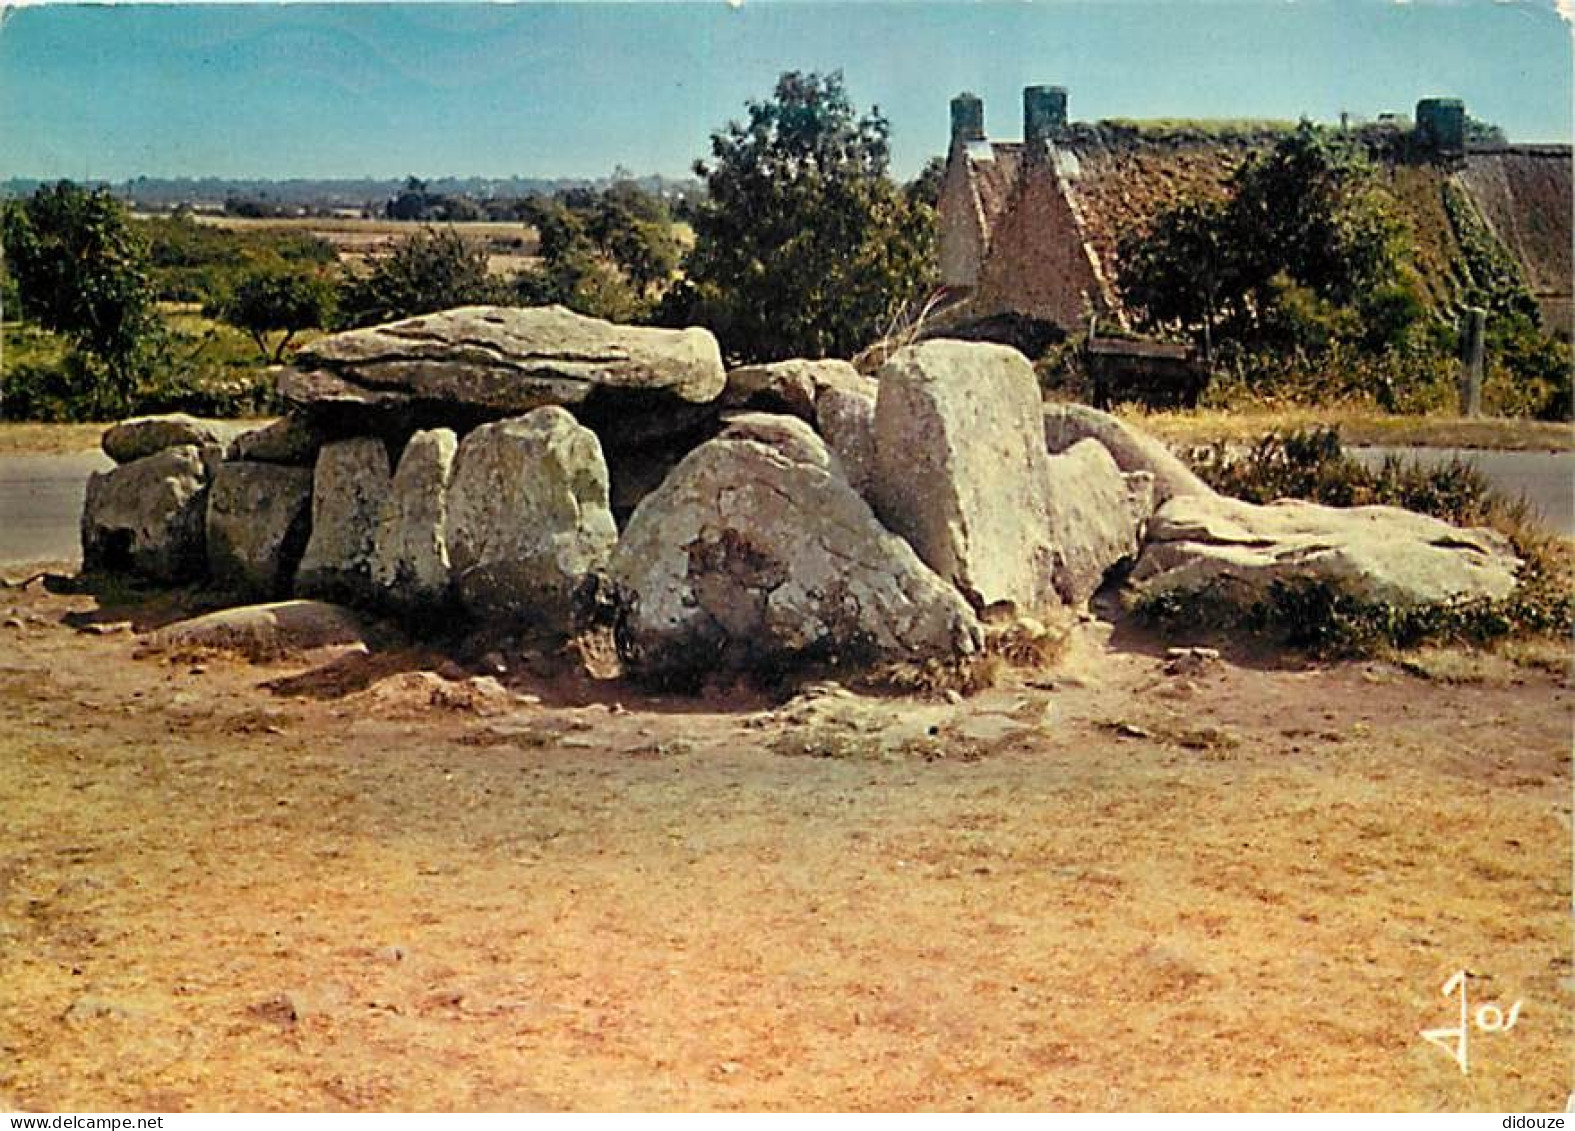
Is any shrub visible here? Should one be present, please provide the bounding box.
[3,181,162,412]
[672,70,937,362]
[336,227,507,329]
[210,265,336,362]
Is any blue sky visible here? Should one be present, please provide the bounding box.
[0,1,1569,181]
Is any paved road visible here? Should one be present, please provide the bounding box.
[1348,446,1574,536]
[0,444,1569,569]
[0,451,113,568]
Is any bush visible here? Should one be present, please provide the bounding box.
[210,265,335,361]
[2,354,119,422]
[672,71,937,362]
[1201,340,1460,415]
[3,181,162,411]
[1185,425,1499,524]
[140,213,336,306]
[336,227,507,329]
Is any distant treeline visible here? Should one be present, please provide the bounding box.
[0,174,705,216]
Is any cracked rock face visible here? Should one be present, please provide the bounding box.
[445,407,617,628]
[1130,494,1522,609]
[82,445,212,583]
[609,413,983,678]
[281,304,726,419]
[871,340,1060,616]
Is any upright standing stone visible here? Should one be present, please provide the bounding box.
[295,438,392,605]
[870,340,1059,615]
[445,407,617,629]
[815,383,878,497]
[371,428,459,613]
[1042,439,1154,605]
[206,461,314,597]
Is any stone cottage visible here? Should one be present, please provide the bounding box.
[937,87,1574,339]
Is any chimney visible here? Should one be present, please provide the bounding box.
[950,93,985,150]
[1415,97,1466,157]
[1023,85,1068,156]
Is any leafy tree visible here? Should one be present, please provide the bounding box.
[1118,198,1239,361]
[2,181,160,410]
[905,155,947,209]
[336,226,505,328]
[515,183,682,321]
[1228,123,1402,311]
[671,70,937,362]
[213,265,336,362]
[1120,122,1408,355]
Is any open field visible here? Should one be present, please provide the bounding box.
[0,574,1568,1111]
[146,214,545,278]
[151,214,539,246]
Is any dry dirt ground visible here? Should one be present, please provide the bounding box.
[0,572,1569,1112]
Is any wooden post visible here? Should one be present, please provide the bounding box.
[1459,307,1485,417]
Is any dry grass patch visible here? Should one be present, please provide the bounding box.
[1118,406,1574,452]
[0,423,111,455]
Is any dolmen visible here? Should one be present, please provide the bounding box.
[82,304,1523,680]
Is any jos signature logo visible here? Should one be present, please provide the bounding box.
[1419,969,1523,1076]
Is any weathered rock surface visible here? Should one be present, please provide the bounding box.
[101,414,244,465]
[721,358,874,420]
[1131,494,1522,609]
[1043,402,1212,504]
[609,413,983,677]
[871,340,1058,615]
[150,600,368,661]
[445,407,617,626]
[295,439,393,604]
[814,383,877,496]
[371,428,458,612]
[227,415,326,466]
[1044,439,1155,605]
[81,446,211,582]
[283,305,726,417]
[205,461,314,597]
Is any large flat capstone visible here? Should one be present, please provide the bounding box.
[281,305,726,419]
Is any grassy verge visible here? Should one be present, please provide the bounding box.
[1117,405,1574,452]
[0,423,113,455]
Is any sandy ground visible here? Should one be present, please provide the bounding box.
[0,572,1569,1112]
